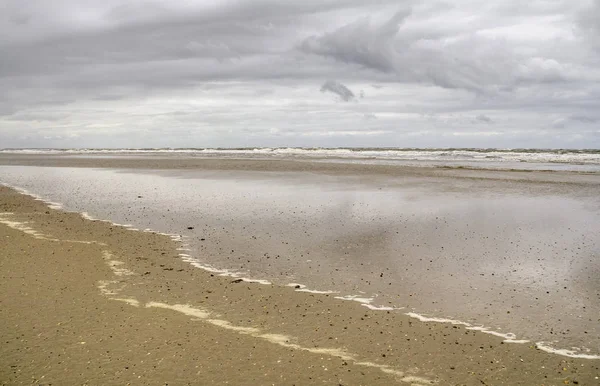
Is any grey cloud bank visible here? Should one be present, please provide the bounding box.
[0,0,599,148]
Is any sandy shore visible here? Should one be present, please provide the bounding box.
[1,153,600,184]
[2,157,600,352]
[1,184,599,385]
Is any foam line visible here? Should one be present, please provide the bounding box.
[362,304,400,311]
[93,248,433,383]
[80,212,97,221]
[113,298,141,307]
[97,280,121,296]
[0,212,105,245]
[535,343,600,360]
[296,288,338,294]
[406,312,529,343]
[0,214,51,239]
[335,295,374,304]
[466,326,523,342]
[146,302,211,319]
[286,283,338,294]
[5,182,597,361]
[143,301,433,384]
[240,278,272,285]
[405,312,471,326]
[178,254,275,286]
[102,251,137,276]
[1,183,64,210]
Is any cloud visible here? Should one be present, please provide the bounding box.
[552,114,599,129]
[320,80,355,101]
[475,114,493,123]
[298,9,532,92]
[0,0,599,148]
[301,9,411,73]
[578,0,600,48]
[569,114,598,123]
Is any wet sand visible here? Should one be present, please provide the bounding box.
[1,182,599,384]
[1,156,599,357]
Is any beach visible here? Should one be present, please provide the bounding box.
[1,153,600,385]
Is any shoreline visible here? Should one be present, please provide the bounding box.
[1,159,600,356]
[2,153,600,179]
[1,148,599,173]
[5,179,600,360]
[1,185,599,384]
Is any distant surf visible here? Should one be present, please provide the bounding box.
[2,147,600,172]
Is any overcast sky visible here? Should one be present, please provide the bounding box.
[1,0,600,148]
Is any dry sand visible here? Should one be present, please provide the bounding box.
[1,184,599,385]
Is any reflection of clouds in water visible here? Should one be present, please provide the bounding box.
[0,164,598,355]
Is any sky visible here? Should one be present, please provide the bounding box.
[1,0,600,149]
